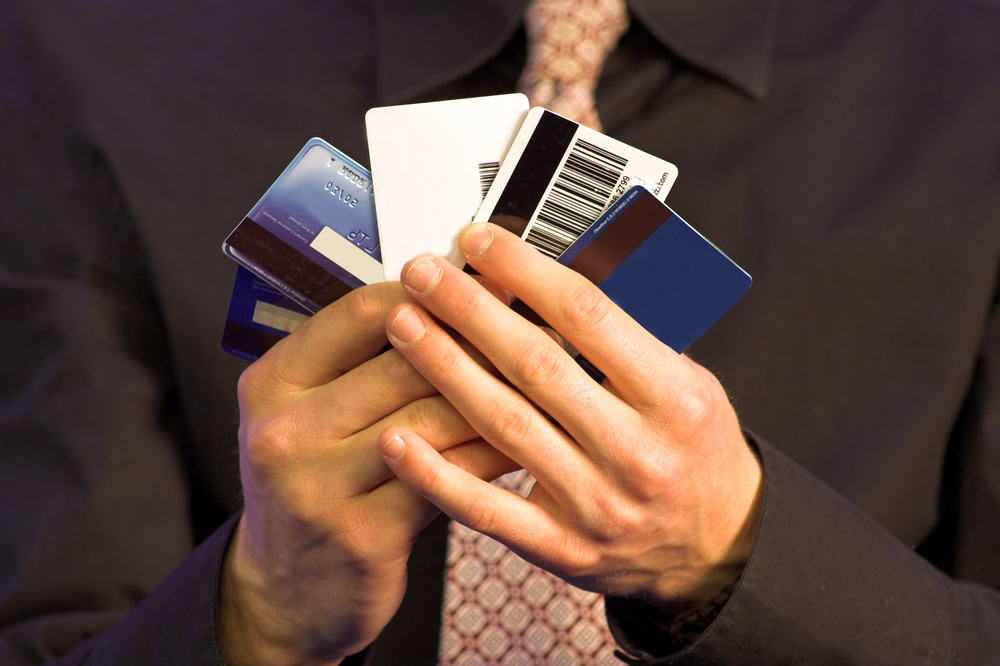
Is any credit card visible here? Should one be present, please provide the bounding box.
[221,265,312,361]
[222,138,382,313]
[366,93,529,279]
[475,107,679,260]
[557,186,751,353]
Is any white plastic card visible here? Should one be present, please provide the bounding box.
[366,93,529,279]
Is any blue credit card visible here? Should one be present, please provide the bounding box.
[557,185,751,353]
[221,265,313,361]
[222,138,382,314]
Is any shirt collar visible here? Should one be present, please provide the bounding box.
[374,0,778,105]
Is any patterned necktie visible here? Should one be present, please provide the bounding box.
[440,472,619,665]
[517,0,630,131]
[439,4,629,663]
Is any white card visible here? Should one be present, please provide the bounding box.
[366,93,529,280]
[475,106,679,259]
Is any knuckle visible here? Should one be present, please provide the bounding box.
[510,339,566,389]
[559,283,612,335]
[628,449,679,502]
[244,415,298,476]
[425,340,465,383]
[645,369,715,438]
[410,455,447,495]
[600,423,681,499]
[278,477,325,526]
[237,361,268,403]
[442,448,475,474]
[482,399,534,447]
[287,310,320,346]
[461,489,499,535]
[403,397,449,437]
[672,381,713,433]
[342,285,385,329]
[381,349,419,383]
[535,530,590,579]
[589,499,642,543]
[450,288,488,328]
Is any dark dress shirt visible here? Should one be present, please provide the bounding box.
[1,0,999,664]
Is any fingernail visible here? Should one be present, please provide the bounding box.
[381,434,405,461]
[460,223,493,258]
[403,256,442,294]
[389,308,426,346]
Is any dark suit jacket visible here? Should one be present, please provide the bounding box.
[1,0,999,663]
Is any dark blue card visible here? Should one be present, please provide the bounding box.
[221,138,379,360]
[221,266,312,361]
[557,186,751,353]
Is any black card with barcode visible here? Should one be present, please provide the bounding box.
[474,107,678,259]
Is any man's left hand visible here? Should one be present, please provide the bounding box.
[378,223,763,611]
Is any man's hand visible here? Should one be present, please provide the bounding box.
[219,282,514,666]
[379,224,763,611]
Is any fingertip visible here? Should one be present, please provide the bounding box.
[459,223,494,259]
[379,427,413,462]
[401,254,444,295]
[380,434,405,461]
[387,306,427,347]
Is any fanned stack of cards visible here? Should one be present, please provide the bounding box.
[221,93,750,361]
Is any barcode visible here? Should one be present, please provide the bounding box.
[478,161,500,200]
[525,139,628,258]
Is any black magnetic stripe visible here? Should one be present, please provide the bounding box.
[489,111,578,235]
[225,218,353,308]
[507,192,666,350]
[565,189,667,285]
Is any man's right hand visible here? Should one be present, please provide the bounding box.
[218,282,514,665]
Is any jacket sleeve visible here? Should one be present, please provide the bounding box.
[607,400,1000,666]
[0,8,236,664]
[44,517,239,666]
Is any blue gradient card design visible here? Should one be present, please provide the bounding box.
[557,186,751,353]
[513,186,751,356]
[221,266,312,361]
[222,138,382,313]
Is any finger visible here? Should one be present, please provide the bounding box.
[396,254,626,448]
[460,276,513,375]
[470,274,514,306]
[253,282,411,391]
[378,427,564,565]
[333,395,479,497]
[359,437,521,545]
[308,348,439,441]
[458,223,689,404]
[453,333,501,379]
[438,275,510,376]
[439,438,521,482]
[386,302,591,487]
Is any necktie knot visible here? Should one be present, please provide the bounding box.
[518,0,630,131]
